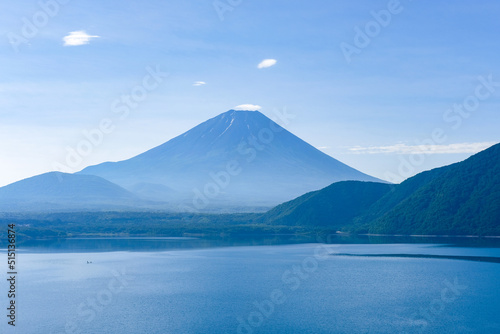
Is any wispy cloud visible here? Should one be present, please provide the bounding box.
[257,59,277,69]
[63,31,100,46]
[349,142,496,155]
[233,104,262,111]
[193,81,206,86]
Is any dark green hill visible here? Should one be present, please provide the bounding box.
[363,143,500,235]
[350,168,447,229]
[261,181,392,229]
[262,143,500,236]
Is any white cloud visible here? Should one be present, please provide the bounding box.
[63,31,100,46]
[233,104,262,111]
[257,59,277,69]
[193,81,206,86]
[348,142,496,155]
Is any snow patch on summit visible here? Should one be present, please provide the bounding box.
[218,117,235,138]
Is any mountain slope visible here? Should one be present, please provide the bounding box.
[261,181,392,229]
[260,142,499,235]
[79,109,381,208]
[0,172,143,211]
[363,143,500,235]
[350,167,448,229]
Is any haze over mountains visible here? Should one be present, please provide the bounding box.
[1,109,498,235]
[78,109,381,209]
[3,107,497,235]
[0,172,144,211]
[0,109,381,211]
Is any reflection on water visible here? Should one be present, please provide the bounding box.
[12,235,317,252]
[3,242,500,334]
[331,253,500,264]
[5,233,500,252]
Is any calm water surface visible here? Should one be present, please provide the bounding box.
[1,237,500,333]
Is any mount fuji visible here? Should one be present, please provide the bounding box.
[78,109,382,210]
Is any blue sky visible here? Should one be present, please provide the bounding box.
[1,0,499,186]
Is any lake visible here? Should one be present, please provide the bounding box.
[1,236,500,333]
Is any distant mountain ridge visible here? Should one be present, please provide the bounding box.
[0,109,381,211]
[0,172,144,211]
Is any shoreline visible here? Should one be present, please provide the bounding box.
[359,233,500,239]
